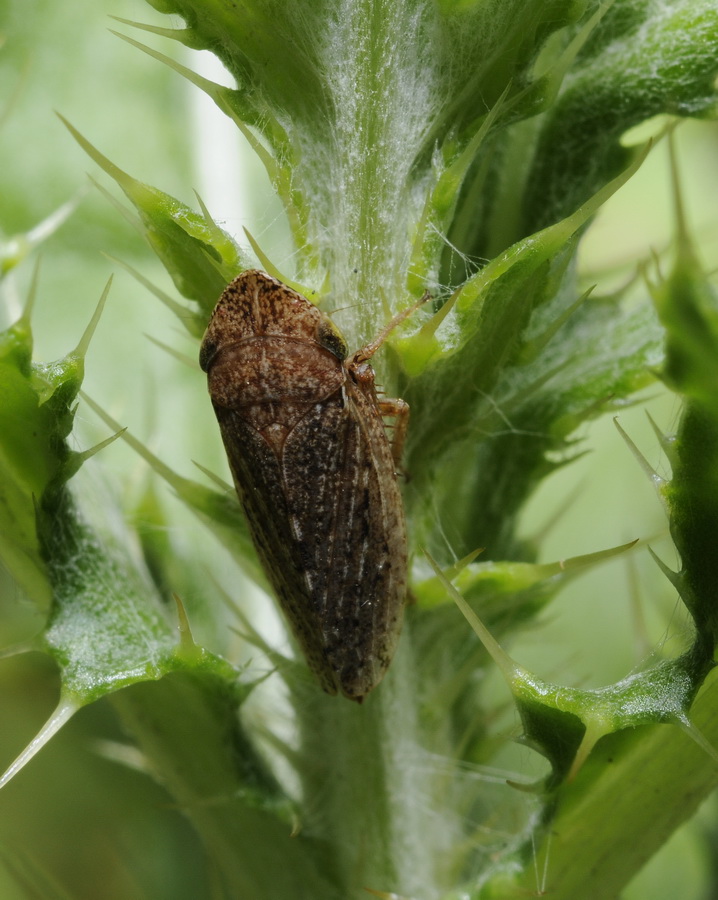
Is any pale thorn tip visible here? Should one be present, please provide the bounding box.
[0,698,79,790]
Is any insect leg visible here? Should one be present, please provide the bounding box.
[350,290,431,365]
[377,397,410,469]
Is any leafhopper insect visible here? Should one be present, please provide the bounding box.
[200,270,418,701]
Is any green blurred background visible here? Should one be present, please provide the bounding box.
[1,1,717,897]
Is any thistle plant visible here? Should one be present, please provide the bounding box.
[1,1,718,898]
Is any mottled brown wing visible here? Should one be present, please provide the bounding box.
[215,384,407,700]
[213,405,339,694]
[280,386,408,699]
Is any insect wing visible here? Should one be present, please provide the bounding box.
[214,403,339,694]
[281,385,408,699]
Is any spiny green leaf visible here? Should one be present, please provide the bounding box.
[0,279,109,607]
[59,115,247,315]
[522,0,718,233]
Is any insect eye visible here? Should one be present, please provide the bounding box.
[316,321,348,360]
